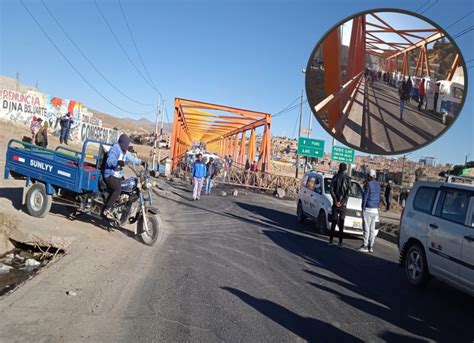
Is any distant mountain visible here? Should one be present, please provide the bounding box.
[90,109,172,134]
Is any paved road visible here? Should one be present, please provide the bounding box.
[1,179,473,342]
[123,181,474,342]
[342,79,447,154]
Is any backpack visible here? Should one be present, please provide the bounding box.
[35,129,44,145]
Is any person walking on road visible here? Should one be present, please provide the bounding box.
[35,121,49,148]
[205,157,217,195]
[192,153,206,200]
[405,76,413,103]
[359,170,381,253]
[399,78,411,119]
[328,163,351,248]
[384,180,393,212]
[59,112,73,145]
[418,79,426,111]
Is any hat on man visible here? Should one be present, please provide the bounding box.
[369,169,376,178]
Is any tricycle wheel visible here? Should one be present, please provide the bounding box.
[26,183,52,218]
[137,213,160,246]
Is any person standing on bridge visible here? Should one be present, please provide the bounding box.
[384,180,393,212]
[418,79,426,111]
[328,163,351,248]
[399,78,411,119]
[192,153,206,200]
[359,169,381,253]
[205,157,217,195]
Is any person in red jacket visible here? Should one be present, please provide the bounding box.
[418,79,426,111]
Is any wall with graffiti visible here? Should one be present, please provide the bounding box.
[0,88,119,144]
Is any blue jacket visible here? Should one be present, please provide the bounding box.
[192,161,206,178]
[104,143,141,178]
[362,180,381,210]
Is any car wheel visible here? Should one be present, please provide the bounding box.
[25,183,52,218]
[296,201,306,223]
[405,243,430,287]
[315,210,328,234]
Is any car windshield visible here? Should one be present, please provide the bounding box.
[324,178,363,198]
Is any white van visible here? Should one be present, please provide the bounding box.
[398,180,474,296]
[436,80,464,117]
[296,171,364,235]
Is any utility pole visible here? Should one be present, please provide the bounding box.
[296,89,303,178]
[305,106,313,172]
[152,93,161,171]
[157,100,166,170]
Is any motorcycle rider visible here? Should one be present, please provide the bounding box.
[103,134,142,219]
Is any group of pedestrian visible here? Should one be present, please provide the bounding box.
[191,154,218,200]
[327,163,382,253]
[28,112,73,148]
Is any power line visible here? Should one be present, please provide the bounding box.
[415,0,430,12]
[19,0,155,116]
[420,0,438,14]
[93,0,158,93]
[40,0,154,107]
[273,96,304,117]
[444,11,474,30]
[453,26,474,39]
[117,0,158,90]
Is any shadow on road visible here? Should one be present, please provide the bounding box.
[221,286,363,342]
[0,187,23,210]
[163,182,474,341]
[254,207,474,342]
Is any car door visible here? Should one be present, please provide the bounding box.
[460,196,474,291]
[308,175,323,218]
[427,188,470,282]
[305,175,319,218]
[302,175,315,214]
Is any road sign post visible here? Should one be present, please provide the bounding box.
[331,146,354,164]
[297,137,325,158]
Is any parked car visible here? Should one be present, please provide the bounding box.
[296,171,364,235]
[398,180,474,296]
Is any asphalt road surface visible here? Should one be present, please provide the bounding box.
[342,79,447,154]
[1,179,473,342]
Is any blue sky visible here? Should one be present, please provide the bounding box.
[1,0,473,165]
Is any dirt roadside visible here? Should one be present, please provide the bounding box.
[0,175,170,341]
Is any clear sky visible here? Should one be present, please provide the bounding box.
[1,0,473,165]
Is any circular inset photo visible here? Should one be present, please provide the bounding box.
[305,9,467,155]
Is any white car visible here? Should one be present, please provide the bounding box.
[296,171,364,235]
[398,180,474,296]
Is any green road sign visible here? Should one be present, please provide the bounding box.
[331,146,355,163]
[297,137,325,158]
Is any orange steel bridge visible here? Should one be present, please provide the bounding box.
[315,12,461,132]
[170,98,272,171]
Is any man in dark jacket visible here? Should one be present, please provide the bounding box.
[205,158,217,195]
[328,163,351,247]
[59,112,73,145]
[384,180,393,211]
[359,169,381,253]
